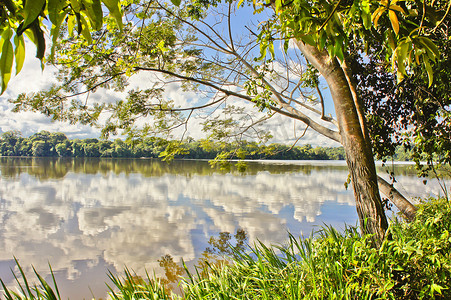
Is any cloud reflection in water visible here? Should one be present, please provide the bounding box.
[0,158,447,298]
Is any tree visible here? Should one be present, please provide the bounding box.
[30,131,52,156]
[71,139,85,157]
[354,25,451,201]
[56,141,73,157]
[8,0,449,244]
[32,140,48,156]
[0,130,22,156]
[0,0,123,93]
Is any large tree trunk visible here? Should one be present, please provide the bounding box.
[296,41,388,245]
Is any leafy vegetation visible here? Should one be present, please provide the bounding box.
[0,130,347,161]
[0,0,123,93]
[2,198,450,299]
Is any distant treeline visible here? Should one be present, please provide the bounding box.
[0,130,411,161]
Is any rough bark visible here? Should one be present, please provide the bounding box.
[342,57,418,221]
[296,41,388,245]
[377,176,418,221]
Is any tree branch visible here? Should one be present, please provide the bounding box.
[377,175,417,221]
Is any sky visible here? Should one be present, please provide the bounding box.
[0,6,341,148]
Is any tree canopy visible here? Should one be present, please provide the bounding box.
[0,0,123,93]
[3,0,450,243]
[0,130,347,160]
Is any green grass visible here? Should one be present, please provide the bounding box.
[2,197,450,299]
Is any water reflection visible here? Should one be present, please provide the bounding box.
[0,157,448,299]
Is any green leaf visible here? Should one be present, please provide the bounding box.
[82,0,104,30]
[79,14,93,44]
[319,31,327,49]
[362,10,371,30]
[0,27,14,94]
[423,56,434,87]
[102,0,123,31]
[21,0,45,34]
[417,36,440,61]
[14,34,25,75]
[48,0,67,25]
[31,21,46,61]
[334,39,344,62]
[70,0,82,13]
[171,0,181,6]
[301,34,316,47]
[50,8,70,62]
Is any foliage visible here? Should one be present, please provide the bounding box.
[0,0,123,93]
[182,197,451,299]
[0,130,346,161]
[354,16,451,172]
[2,198,450,299]
[256,0,444,84]
[107,268,172,300]
[0,258,60,300]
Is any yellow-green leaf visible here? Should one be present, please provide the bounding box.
[48,0,67,25]
[50,8,70,62]
[389,10,399,35]
[13,34,25,75]
[423,56,434,87]
[82,0,103,30]
[70,0,82,13]
[268,42,275,59]
[274,0,282,13]
[157,40,168,52]
[21,0,45,33]
[417,36,440,60]
[102,0,123,31]
[0,28,14,94]
[171,0,181,6]
[68,14,76,37]
[79,14,93,44]
[387,32,396,50]
[24,28,36,45]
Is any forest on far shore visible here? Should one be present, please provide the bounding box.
[0,130,412,161]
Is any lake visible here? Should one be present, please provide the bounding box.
[0,157,448,298]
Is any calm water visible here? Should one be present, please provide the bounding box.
[0,157,448,298]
